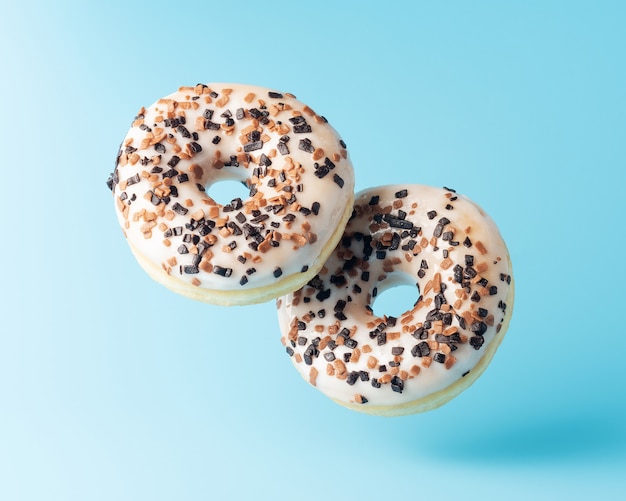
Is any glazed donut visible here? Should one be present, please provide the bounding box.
[107,83,355,306]
[277,185,514,416]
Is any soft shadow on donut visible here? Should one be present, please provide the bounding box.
[277,185,514,416]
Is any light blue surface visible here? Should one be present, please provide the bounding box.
[1,1,625,499]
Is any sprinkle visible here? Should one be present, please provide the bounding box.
[274,267,283,278]
[213,266,233,277]
[433,353,446,364]
[390,376,404,393]
[333,174,344,188]
[394,189,408,198]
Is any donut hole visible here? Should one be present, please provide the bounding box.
[206,178,251,206]
[371,274,421,319]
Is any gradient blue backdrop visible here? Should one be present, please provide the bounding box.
[1,1,625,500]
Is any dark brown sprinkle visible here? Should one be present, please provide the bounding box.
[463,237,472,247]
[412,327,427,340]
[372,378,381,388]
[177,244,189,254]
[244,140,263,152]
[470,336,484,349]
[314,164,329,178]
[316,289,331,301]
[259,154,272,167]
[294,124,312,133]
[339,139,347,148]
[324,352,336,362]
[442,231,454,241]
[311,202,320,215]
[172,202,188,215]
[213,266,232,277]
[126,174,141,186]
[462,370,470,377]
[390,376,404,393]
[274,267,283,278]
[383,214,414,230]
[445,204,454,210]
[277,141,289,155]
[369,195,380,205]
[333,174,345,188]
[345,338,358,349]
[285,346,294,356]
[177,173,189,183]
[427,210,437,220]
[391,347,404,355]
[183,265,199,274]
[377,331,387,346]
[298,138,314,153]
[347,372,359,386]
[189,141,202,154]
[411,341,430,357]
[433,353,446,364]
[176,125,191,138]
[268,91,283,98]
[204,120,220,130]
[436,333,461,344]
[444,186,456,193]
[246,267,257,275]
[394,189,408,198]
[154,143,166,154]
[471,321,488,335]
[489,285,498,295]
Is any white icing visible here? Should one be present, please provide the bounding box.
[110,83,354,296]
[277,185,513,408]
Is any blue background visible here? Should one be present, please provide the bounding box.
[2,1,625,499]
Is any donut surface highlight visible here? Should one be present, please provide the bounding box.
[277,185,513,416]
[108,83,354,305]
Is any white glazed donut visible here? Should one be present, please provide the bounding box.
[277,185,514,416]
[108,83,355,306]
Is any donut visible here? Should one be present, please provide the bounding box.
[277,185,514,416]
[107,83,355,306]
